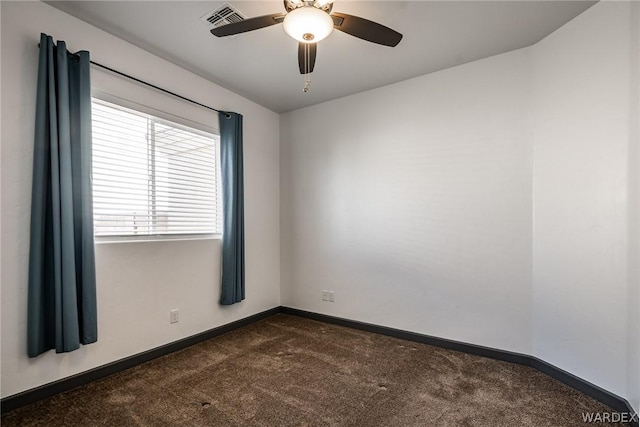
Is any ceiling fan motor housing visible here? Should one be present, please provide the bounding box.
[284,0,334,14]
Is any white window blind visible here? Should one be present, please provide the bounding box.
[92,98,220,238]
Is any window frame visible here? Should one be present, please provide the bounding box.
[91,92,223,243]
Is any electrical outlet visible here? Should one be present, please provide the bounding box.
[322,290,335,302]
[170,309,179,324]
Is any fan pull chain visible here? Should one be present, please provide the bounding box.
[303,74,311,92]
[303,43,311,93]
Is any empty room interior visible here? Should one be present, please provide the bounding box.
[1,0,639,425]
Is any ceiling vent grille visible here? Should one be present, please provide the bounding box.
[200,3,246,28]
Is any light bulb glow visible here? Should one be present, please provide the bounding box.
[283,7,334,43]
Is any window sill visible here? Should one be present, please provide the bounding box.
[95,234,222,244]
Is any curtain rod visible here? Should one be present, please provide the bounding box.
[90,61,231,118]
[38,43,231,118]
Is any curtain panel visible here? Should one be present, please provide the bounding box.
[219,112,245,305]
[27,33,97,357]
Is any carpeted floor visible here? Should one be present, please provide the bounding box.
[1,314,629,426]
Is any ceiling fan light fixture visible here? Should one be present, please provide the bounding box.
[283,7,334,43]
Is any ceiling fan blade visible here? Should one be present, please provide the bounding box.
[210,13,286,37]
[298,42,317,74]
[331,12,402,47]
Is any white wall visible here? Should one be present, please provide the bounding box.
[281,48,534,354]
[531,0,637,403]
[1,1,280,398]
[629,0,640,413]
[633,0,640,412]
[281,0,638,410]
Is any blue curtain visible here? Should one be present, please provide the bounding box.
[28,33,97,357]
[219,112,245,305]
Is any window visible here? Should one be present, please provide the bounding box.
[92,98,220,238]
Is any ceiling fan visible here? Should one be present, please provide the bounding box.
[210,0,403,77]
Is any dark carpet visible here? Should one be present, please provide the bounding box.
[2,314,628,426]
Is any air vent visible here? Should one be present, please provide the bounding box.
[200,3,246,28]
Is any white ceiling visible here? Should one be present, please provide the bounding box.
[48,1,596,113]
